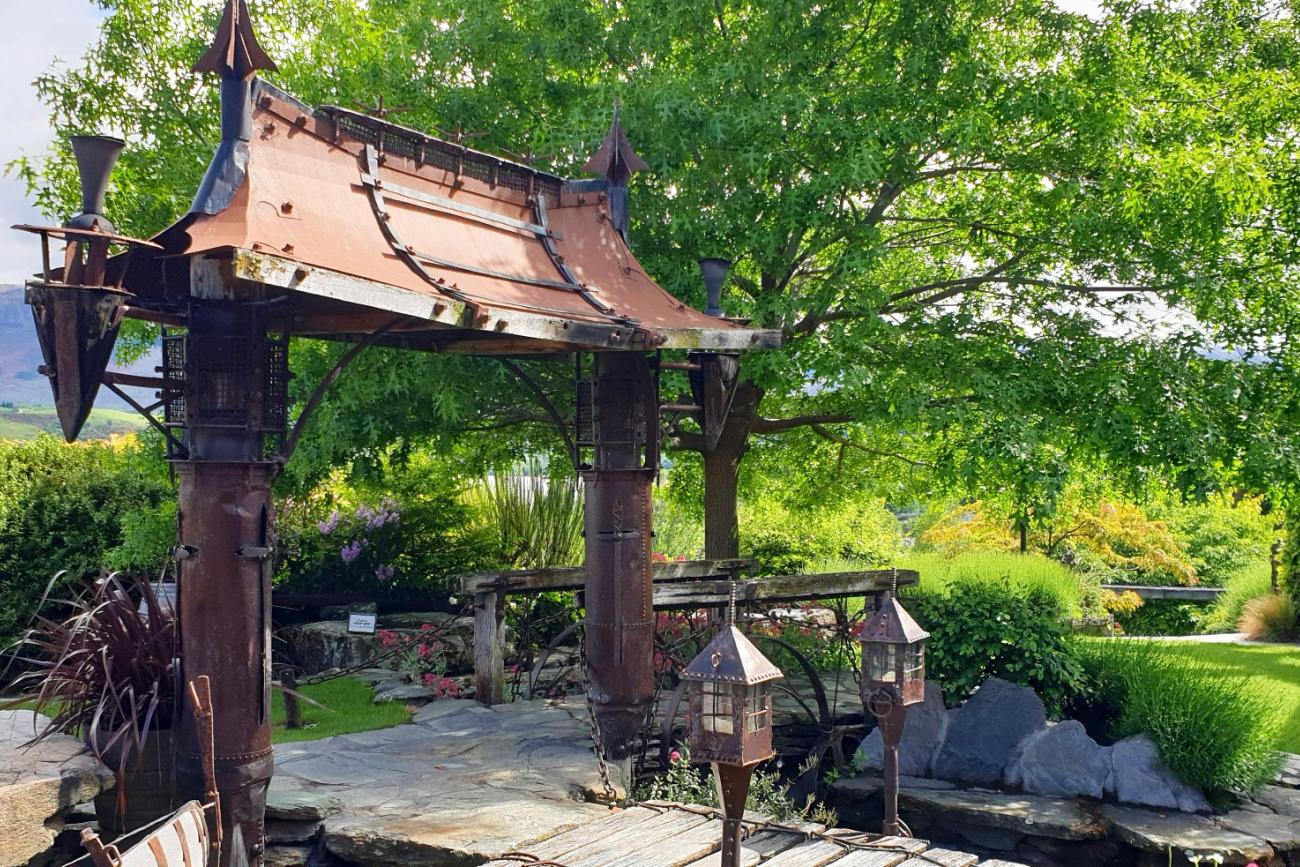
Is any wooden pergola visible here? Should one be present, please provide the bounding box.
[14,2,778,863]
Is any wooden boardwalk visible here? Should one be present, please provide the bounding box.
[485,803,1026,867]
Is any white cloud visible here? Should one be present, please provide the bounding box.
[0,0,106,285]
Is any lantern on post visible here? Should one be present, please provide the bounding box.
[856,571,929,836]
[680,587,783,867]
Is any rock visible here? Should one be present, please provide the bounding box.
[1219,807,1300,850]
[1108,735,1211,813]
[897,785,1105,841]
[1254,784,1300,817]
[1101,804,1273,862]
[1277,753,1300,788]
[265,818,323,844]
[933,678,1046,786]
[855,682,949,777]
[1005,720,1109,799]
[264,844,314,867]
[265,778,343,821]
[279,613,478,676]
[0,711,115,867]
[355,668,402,685]
[373,684,433,704]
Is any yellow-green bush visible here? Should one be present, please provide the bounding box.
[898,550,1096,619]
[740,494,901,575]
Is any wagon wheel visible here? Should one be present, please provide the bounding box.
[526,620,582,700]
[655,632,835,770]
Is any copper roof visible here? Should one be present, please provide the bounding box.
[130,82,779,355]
[855,596,930,645]
[680,625,784,686]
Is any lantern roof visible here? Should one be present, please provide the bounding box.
[855,595,930,645]
[681,625,783,686]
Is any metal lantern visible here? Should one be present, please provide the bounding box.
[856,579,929,837]
[681,612,783,867]
[858,593,929,708]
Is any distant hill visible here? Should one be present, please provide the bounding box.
[0,285,161,438]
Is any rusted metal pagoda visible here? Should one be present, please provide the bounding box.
[13,1,778,863]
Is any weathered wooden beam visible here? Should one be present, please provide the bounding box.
[650,570,919,610]
[1101,584,1224,602]
[457,559,756,595]
[473,589,506,706]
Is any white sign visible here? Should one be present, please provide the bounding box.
[348,613,377,634]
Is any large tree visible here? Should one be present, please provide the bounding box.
[18,0,1300,554]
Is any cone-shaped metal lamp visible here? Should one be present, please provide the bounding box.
[699,257,731,318]
[67,135,124,232]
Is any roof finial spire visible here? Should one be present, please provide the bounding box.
[194,0,278,79]
[582,100,648,243]
[727,580,738,626]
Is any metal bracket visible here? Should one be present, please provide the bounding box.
[236,545,273,560]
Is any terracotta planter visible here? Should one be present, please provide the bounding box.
[90,727,180,834]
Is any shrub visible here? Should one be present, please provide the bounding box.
[903,580,1087,712]
[1239,594,1298,642]
[652,492,704,560]
[1114,598,1205,636]
[636,747,810,821]
[1062,502,1197,587]
[899,550,1095,620]
[1077,640,1283,801]
[468,469,584,569]
[1200,560,1272,634]
[0,436,172,651]
[741,495,901,576]
[1160,496,1272,586]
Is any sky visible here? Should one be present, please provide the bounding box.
[0,0,1107,287]
[0,0,105,286]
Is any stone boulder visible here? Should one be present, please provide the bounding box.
[933,678,1047,786]
[0,711,115,867]
[855,682,949,777]
[1101,804,1272,863]
[279,612,476,675]
[1005,720,1110,799]
[1107,735,1211,813]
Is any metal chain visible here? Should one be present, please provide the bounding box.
[576,622,619,804]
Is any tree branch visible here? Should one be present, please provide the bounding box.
[751,413,854,434]
[497,358,579,473]
[809,424,934,468]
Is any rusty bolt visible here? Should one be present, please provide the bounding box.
[262,121,277,135]
[375,179,385,189]
[293,267,310,281]
[281,201,294,214]
[282,243,295,255]
[495,319,508,331]
[258,96,273,110]
[433,303,447,315]
[294,115,308,127]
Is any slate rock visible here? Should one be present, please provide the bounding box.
[265,778,343,821]
[1220,807,1300,850]
[1108,735,1211,813]
[1005,720,1109,799]
[933,678,1047,786]
[265,818,323,844]
[897,784,1105,840]
[372,684,433,704]
[855,682,949,777]
[1101,804,1273,862]
[264,844,313,867]
[1255,784,1300,817]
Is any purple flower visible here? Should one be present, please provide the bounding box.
[355,504,375,521]
[341,540,362,563]
[317,510,340,535]
[375,564,395,582]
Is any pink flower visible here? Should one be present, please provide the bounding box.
[669,750,682,763]
[420,623,433,632]
[422,673,435,686]
[418,643,431,658]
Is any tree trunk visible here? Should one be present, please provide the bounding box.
[702,383,762,560]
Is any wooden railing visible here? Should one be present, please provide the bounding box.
[457,561,919,705]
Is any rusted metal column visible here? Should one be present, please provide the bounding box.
[175,301,276,867]
[715,763,755,867]
[583,352,657,760]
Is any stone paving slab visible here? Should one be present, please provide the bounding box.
[0,710,115,867]
[270,698,611,866]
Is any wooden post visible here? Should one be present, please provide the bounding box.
[474,589,505,705]
[281,670,301,730]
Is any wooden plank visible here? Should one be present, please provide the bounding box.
[898,849,979,867]
[473,589,505,705]
[653,570,919,610]
[458,559,755,595]
[823,851,910,867]
[761,839,853,867]
[864,836,928,854]
[538,809,713,867]
[594,814,728,867]
[975,861,1031,867]
[682,827,806,866]
[482,806,663,865]
[1101,584,1224,601]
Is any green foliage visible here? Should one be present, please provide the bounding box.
[274,458,492,596]
[635,748,807,822]
[1200,560,1273,634]
[740,495,900,576]
[651,490,705,560]
[1156,496,1274,586]
[467,468,584,570]
[104,502,177,575]
[0,436,171,650]
[1077,640,1283,802]
[903,579,1087,712]
[899,550,1095,620]
[1114,599,1205,637]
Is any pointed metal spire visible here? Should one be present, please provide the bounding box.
[583,102,647,243]
[194,0,278,80]
[582,101,648,187]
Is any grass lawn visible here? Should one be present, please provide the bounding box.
[271,676,412,744]
[1153,641,1300,753]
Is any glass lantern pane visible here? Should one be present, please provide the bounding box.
[701,681,735,735]
[745,684,770,733]
[904,644,925,680]
[868,644,897,682]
